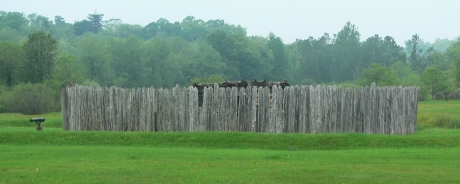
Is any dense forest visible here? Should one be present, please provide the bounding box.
[1,11,460,114]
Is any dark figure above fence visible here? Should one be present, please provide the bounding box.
[193,79,289,107]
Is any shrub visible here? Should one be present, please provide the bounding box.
[82,80,100,87]
[418,85,430,101]
[0,84,7,112]
[448,91,460,100]
[0,83,55,114]
[433,92,446,100]
[432,115,460,129]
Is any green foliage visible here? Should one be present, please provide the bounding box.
[206,29,242,79]
[73,20,92,36]
[455,58,460,88]
[27,14,52,30]
[54,15,66,26]
[0,10,458,93]
[0,26,26,42]
[432,115,460,129]
[340,82,358,89]
[0,84,7,112]
[108,36,148,87]
[298,78,317,86]
[189,74,225,85]
[189,42,226,78]
[51,53,88,86]
[82,80,100,87]
[0,41,24,86]
[332,22,362,82]
[144,38,173,87]
[431,38,454,52]
[295,34,332,83]
[20,31,58,83]
[74,33,114,86]
[362,35,406,67]
[181,16,209,42]
[405,34,426,73]
[391,61,413,80]
[421,68,450,100]
[447,38,460,88]
[357,63,400,86]
[417,100,460,128]
[87,13,104,33]
[0,12,29,31]
[267,32,290,80]
[0,83,55,114]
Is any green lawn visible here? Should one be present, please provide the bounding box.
[2,145,459,183]
[1,100,460,183]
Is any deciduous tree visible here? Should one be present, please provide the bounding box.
[357,63,400,86]
[0,42,24,86]
[421,67,449,99]
[405,34,426,73]
[267,32,290,80]
[21,31,58,83]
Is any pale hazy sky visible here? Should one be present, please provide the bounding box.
[1,0,459,45]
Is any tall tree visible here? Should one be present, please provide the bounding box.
[206,29,240,79]
[332,22,361,82]
[296,34,333,84]
[190,42,226,79]
[75,33,113,86]
[21,31,58,83]
[0,12,28,31]
[73,20,93,36]
[357,63,400,86]
[54,15,66,26]
[455,58,460,88]
[87,13,104,33]
[50,53,88,86]
[0,42,24,86]
[28,14,52,29]
[446,37,460,87]
[108,36,148,88]
[382,36,406,65]
[181,16,208,42]
[144,38,171,87]
[362,35,406,67]
[267,32,290,80]
[405,34,425,73]
[421,68,449,99]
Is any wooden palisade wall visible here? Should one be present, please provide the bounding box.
[61,83,419,134]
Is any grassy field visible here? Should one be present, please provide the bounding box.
[417,100,460,129]
[1,100,460,183]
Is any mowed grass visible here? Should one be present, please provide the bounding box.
[1,100,460,183]
[1,145,460,183]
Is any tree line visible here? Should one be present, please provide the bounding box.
[0,11,459,114]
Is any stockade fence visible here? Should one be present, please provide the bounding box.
[60,84,419,134]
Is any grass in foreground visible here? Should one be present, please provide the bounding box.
[1,127,460,183]
[1,145,459,183]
